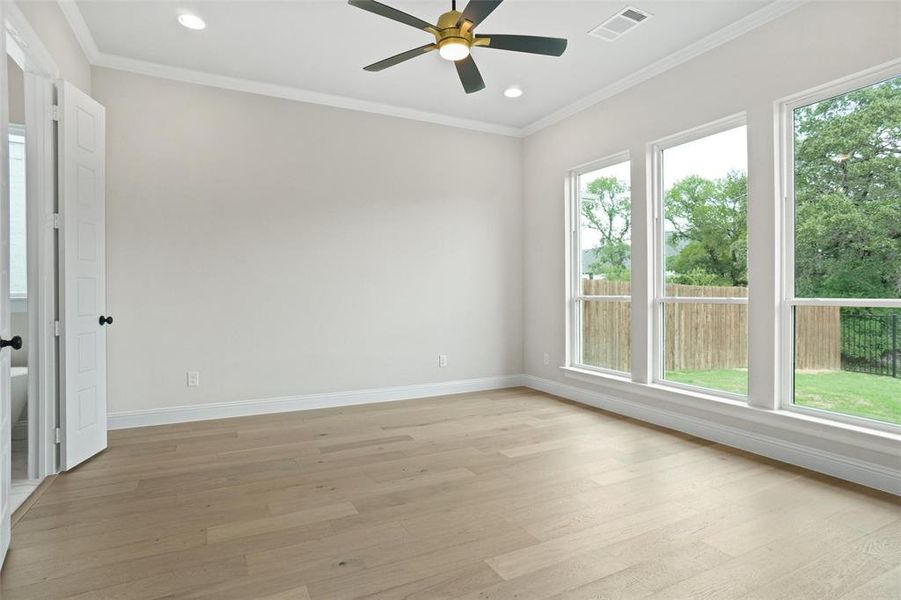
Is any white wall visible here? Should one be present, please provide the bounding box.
[91,67,523,413]
[6,57,23,125]
[15,0,91,93]
[521,1,900,487]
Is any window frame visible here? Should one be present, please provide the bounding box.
[778,64,901,433]
[567,150,632,378]
[649,113,749,401]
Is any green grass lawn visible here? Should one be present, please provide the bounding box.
[666,368,901,425]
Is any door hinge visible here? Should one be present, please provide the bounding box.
[50,105,61,122]
[54,320,61,336]
[52,213,61,229]
[54,427,61,444]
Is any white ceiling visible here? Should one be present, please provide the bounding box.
[70,0,784,133]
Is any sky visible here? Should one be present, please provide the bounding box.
[663,125,748,189]
[580,124,747,252]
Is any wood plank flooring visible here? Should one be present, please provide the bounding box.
[1,387,898,599]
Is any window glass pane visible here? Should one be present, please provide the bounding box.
[793,306,900,425]
[663,302,748,395]
[793,77,901,300]
[578,160,631,285]
[580,300,630,373]
[9,134,26,297]
[662,125,748,295]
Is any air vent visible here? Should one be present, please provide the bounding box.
[588,6,652,42]
[621,8,648,22]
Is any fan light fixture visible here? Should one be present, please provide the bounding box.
[178,13,206,30]
[438,39,470,61]
[349,0,568,94]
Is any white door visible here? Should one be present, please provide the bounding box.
[0,0,12,565]
[57,81,107,470]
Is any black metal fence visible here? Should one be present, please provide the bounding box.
[841,312,899,378]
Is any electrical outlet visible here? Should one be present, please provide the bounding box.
[187,371,200,387]
[543,353,550,365]
[438,354,448,368]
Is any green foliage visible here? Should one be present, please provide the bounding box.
[669,267,727,286]
[579,78,900,297]
[664,172,748,287]
[581,176,631,279]
[793,77,901,299]
[839,309,898,363]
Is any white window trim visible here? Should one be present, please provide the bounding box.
[778,60,901,435]
[567,150,631,377]
[649,113,749,398]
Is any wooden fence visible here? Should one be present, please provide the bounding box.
[580,279,840,372]
[795,305,842,371]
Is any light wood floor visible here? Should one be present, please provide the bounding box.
[1,387,898,599]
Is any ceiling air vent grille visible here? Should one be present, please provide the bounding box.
[588,7,652,42]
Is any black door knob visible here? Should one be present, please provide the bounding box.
[99,316,114,326]
[0,336,22,350]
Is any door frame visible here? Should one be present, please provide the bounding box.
[5,4,60,480]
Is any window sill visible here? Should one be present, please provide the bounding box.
[559,365,900,453]
[562,365,748,414]
[562,365,633,387]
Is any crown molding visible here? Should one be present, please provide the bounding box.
[519,0,810,136]
[57,0,99,63]
[91,51,523,137]
[58,0,808,139]
[54,1,521,137]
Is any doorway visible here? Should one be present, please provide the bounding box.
[4,26,60,517]
[6,55,34,511]
[1,5,109,567]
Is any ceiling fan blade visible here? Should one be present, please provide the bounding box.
[364,44,437,72]
[454,55,485,94]
[457,0,503,28]
[348,0,434,32]
[475,34,568,56]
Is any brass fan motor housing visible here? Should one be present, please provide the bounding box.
[348,0,568,94]
[429,10,490,54]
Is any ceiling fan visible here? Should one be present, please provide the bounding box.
[348,0,568,94]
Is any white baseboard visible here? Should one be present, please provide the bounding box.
[522,374,900,496]
[107,374,525,430]
[106,372,897,495]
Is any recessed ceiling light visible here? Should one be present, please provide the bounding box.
[504,86,524,99]
[177,13,206,30]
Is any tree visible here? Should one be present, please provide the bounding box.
[793,77,901,299]
[665,171,748,287]
[581,176,630,280]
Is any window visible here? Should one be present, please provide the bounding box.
[654,120,748,397]
[9,131,26,300]
[785,73,900,427]
[571,154,631,374]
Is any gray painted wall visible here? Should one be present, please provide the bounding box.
[92,67,524,413]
